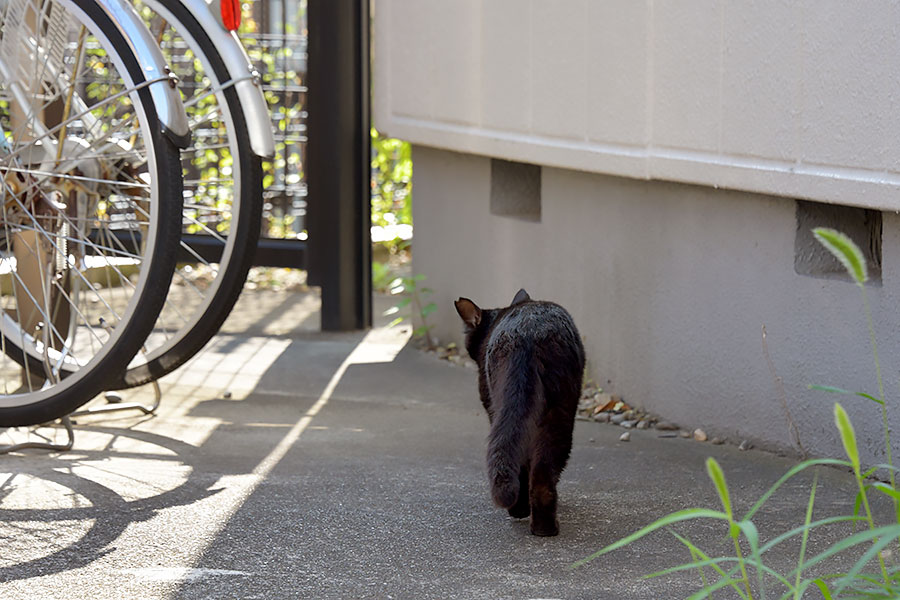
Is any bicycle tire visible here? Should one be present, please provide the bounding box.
[107,0,264,389]
[0,0,185,426]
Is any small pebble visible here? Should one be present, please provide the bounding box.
[711,437,724,445]
[610,413,627,425]
[739,440,752,451]
[589,438,596,444]
[593,412,611,423]
[655,421,679,431]
[223,391,232,399]
[636,420,650,430]
[693,429,708,442]
[619,431,631,442]
[621,420,638,429]
[679,430,691,439]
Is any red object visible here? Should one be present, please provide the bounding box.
[220,0,241,30]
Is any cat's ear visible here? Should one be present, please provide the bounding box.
[511,288,531,306]
[454,297,482,330]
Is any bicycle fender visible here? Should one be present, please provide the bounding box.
[70,0,191,148]
[165,0,275,159]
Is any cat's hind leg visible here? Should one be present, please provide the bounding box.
[508,465,530,519]
[528,423,573,536]
[528,447,560,536]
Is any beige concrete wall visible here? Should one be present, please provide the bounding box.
[374,0,900,210]
[413,145,900,460]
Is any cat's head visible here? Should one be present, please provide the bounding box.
[454,289,531,359]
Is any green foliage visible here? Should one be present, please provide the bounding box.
[372,261,394,292]
[384,274,436,349]
[371,129,412,254]
[576,230,900,598]
[371,128,412,227]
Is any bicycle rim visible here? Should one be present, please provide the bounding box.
[110,0,263,387]
[0,0,183,425]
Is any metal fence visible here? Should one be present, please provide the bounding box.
[241,1,309,249]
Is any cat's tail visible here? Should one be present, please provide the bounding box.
[486,345,542,509]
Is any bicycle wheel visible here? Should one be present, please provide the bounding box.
[107,0,264,389]
[0,0,184,426]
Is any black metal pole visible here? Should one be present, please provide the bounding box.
[306,0,372,331]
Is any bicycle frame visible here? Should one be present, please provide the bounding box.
[144,0,275,159]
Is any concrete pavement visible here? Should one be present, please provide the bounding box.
[0,290,876,599]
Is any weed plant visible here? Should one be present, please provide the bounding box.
[385,274,437,349]
[575,229,900,599]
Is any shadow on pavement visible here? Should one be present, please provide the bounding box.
[0,289,882,599]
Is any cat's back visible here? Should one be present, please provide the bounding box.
[487,301,581,352]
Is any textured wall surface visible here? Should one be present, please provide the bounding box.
[374,0,900,210]
[413,146,900,460]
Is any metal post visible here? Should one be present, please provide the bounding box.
[306,0,372,331]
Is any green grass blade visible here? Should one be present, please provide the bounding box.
[794,472,818,599]
[736,519,760,554]
[686,545,711,596]
[831,572,895,597]
[698,556,797,598]
[741,556,800,594]
[854,489,865,528]
[869,463,900,474]
[734,519,766,598]
[669,532,750,599]
[687,578,748,600]
[759,516,865,555]
[808,385,884,406]
[789,525,900,576]
[811,578,833,600]
[780,579,820,600]
[644,556,738,580]
[706,458,733,519]
[812,228,868,285]
[872,482,900,503]
[571,508,728,569]
[833,533,900,596]
[743,458,852,520]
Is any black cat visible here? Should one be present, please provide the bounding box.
[455,289,585,536]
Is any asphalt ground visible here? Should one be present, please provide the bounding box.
[0,290,879,599]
